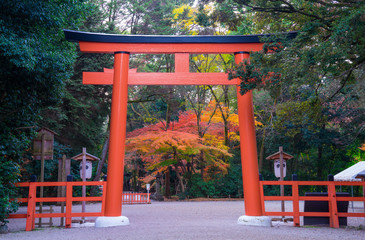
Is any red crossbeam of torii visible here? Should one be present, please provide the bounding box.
[64,29,296,228]
[83,55,235,86]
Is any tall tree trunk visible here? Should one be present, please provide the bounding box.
[224,121,229,147]
[174,164,185,193]
[199,150,205,180]
[93,134,109,181]
[317,144,323,180]
[317,120,326,180]
[91,133,109,195]
[258,128,266,171]
[208,85,230,147]
[132,169,138,192]
[165,87,173,130]
[164,167,171,198]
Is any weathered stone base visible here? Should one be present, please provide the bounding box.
[95,216,129,228]
[237,215,272,227]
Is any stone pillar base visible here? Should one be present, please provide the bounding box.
[95,216,129,228]
[237,215,271,227]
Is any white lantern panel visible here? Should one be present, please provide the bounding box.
[274,159,286,178]
[80,161,92,179]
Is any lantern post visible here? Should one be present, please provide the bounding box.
[71,148,100,222]
[266,146,294,221]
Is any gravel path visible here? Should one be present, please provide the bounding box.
[3,201,365,240]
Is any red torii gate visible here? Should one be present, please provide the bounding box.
[64,30,295,227]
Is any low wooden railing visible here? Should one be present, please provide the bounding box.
[260,181,365,228]
[122,192,151,204]
[8,181,150,231]
[11,180,363,230]
[8,181,106,231]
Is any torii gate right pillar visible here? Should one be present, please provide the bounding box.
[235,52,271,226]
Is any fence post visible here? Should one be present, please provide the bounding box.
[26,177,37,231]
[65,175,73,228]
[292,177,300,227]
[101,178,107,215]
[291,174,298,181]
[328,181,339,228]
[259,178,265,216]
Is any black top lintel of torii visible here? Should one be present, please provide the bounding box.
[64,29,297,44]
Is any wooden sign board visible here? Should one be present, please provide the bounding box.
[33,128,56,160]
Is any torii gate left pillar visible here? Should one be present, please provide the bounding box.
[63,29,295,228]
[94,51,131,227]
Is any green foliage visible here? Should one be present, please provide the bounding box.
[38,1,115,152]
[103,0,181,35]
[185,152,243,198]
[186,174,218,198]
[346,141,365,165]
[0,159,21,226]
[0,0,89,226]
[206,0,365,182]
[186,163,243,198]
[227,1,365,96]
[274,99,324,138]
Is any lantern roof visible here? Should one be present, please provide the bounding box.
[71,152,100,161]
[266,151,294,160]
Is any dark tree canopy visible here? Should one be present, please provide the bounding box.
[0,0,89,225]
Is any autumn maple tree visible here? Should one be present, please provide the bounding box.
[125,99,264,194]
[125,104,237,193]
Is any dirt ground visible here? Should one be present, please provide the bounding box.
[2,200,365,240]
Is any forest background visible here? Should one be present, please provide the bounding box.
[1,0,364,226]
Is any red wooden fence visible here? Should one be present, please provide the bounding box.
[122,192,151,204]
[8,180,364,231]
[8,181,150,231]
[260,181,365,228]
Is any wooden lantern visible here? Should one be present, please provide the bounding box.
[71,150,100,180]
[266,148,294,178]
